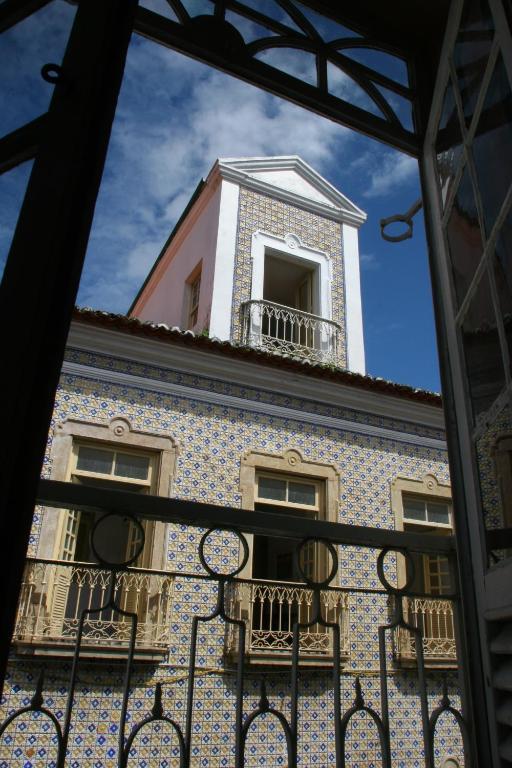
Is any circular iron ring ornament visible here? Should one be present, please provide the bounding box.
[199,527,249,578]
[90,512,145,568]
[376,546,415,595]
[41,63,64,84]
[380,198,423,243]
[296,538,338,588]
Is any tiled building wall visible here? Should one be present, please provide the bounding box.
[1,349,463,767]
[230,188,347,366]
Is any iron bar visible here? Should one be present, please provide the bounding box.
[0,114,46,175]
[134,7,421,156]
[0,512,467,767]
[241,299,342,365]
[37,477,456,554]
[0,0,51,34]
[0,0,137,695]
[339,677,389,767]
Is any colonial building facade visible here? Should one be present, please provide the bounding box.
[0,159,464,767]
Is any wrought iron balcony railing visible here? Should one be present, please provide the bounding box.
[226,580,349,661]
[395,597,457,664]
[241,299,342,365]
[13,558,174,653]
[0,480,469,767]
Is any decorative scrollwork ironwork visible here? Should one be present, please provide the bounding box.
[0,670,64,766]
[241,299,342,365]
[136,0,419,153]
[1,517,466,767]
[123,683,186,768]
[339,676,388,767]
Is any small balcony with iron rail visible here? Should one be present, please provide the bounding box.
[240,249,343,366]
[241,299,342,365]
[395,596,457,667]
[12,558,175,660]
[226,579,349,665]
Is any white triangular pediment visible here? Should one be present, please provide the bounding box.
[216,156,366,226]
[250,169,337,207]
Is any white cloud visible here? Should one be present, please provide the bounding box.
[360,252,379,271]
[362,153,417,198]
[125,240,166,281]
[3,9,419,316]
[77,36,355,312]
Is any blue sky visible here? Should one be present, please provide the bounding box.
[0,0,440,392]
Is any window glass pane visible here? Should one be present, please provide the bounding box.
[288,481,316,506]
[426,502,451,524]
[453,0,494,126]
[491,208,512,374]
[0,160,33,286]
[76,446,113,475]
[403,498,426,521]
[139,0,180,21]
[460,270,505,418]
[114,452,150,480]
[436,79,463,209]
[294,1,362,44]
[180,0,214,15]
[341,48,409,87]
[446,163,484,307]
[190,275,201,308]
[0,0,77,137]
[473,54,512,236]
[258,47,317,88]
[475,401,512,562]
[258,476,287,501]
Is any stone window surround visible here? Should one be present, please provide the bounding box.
[250,231,333,321]
[38,417,178,571]
[391,473,452,590]
[239,448,340,581]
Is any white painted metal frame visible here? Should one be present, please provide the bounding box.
[421,0,512,760]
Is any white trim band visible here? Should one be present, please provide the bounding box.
[61,360,447,451]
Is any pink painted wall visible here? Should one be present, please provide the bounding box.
[133,183,222,331]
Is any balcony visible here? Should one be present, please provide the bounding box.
[1,481,465,767]
[241,299,342,365]
[395,597,457,666]
[13,558,174,658]
[226,580,349,663]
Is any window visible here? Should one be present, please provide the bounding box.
[403,496,452,528]
[400,494,453,598]
[263,251,316,315]
[256,473,319,509]
[232,450,347,662]
[240,449,340,582]
[391,475,456,664]
[60,442,157,568]
[23,418,177,654]
[242,232,342,367]
[253,472,321,583]
[39,417,177,566]
[186,265,201,328]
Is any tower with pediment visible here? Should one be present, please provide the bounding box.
[130,156,367,374]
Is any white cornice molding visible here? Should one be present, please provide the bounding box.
[61,358,446,451]
[212,157,367,228]
[67,323,446,434]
